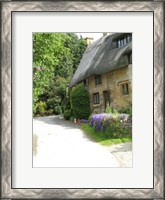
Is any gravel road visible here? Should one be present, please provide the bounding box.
[33,116,132,168]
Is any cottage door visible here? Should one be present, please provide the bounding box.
[103,90,110,110]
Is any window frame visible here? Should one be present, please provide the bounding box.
[95,75,102,85]
[120,82,129,96]
[93,92,100,104]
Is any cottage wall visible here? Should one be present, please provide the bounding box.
[87,65,132,113]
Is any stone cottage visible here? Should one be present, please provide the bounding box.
[69,33,132,113]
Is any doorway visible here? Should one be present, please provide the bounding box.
[103,90,110,110]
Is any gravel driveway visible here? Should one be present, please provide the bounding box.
[33,115,132,168]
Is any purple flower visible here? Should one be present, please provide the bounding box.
[90,113,111,131]
[120,113,127,120]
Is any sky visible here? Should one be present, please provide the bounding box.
[76,33,104,42]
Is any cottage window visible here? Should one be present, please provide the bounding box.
[118,40,120,47]
[127,34,132,43]
[117,34,132,48]
[95,75,102,85]
[124,36,127,45]
[121,83,129,95]
[93,93,100,104]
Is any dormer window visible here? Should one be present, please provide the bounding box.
[95,75,102,85]
[117,34,132,48]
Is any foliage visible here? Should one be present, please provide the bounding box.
[103,120,131,139]
[35,101,54,116]
[35,101,47,116]
[81,123,132,146]
[117,102,132,115]
[82,112,131,145]
[105,105,132,115]
[33,33,87,116]
[61,97,71,113]
[45,77,69,114]
[118,107,132,115]
[105,106,118,114]
[90,113,129,132]
[70,84,90,119]
[90,113,112,131]
[33,66,53,114]
[63,109,71,120]
[61,33,87,74]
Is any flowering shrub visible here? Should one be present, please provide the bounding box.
[81,112,132,144]
[90,113,130,132]
[90,113,111,131]
[120,113,129,122]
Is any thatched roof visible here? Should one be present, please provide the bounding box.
[70,33,132,88]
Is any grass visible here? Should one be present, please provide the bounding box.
[80,123,132,146]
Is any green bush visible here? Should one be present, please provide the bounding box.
[118,107,132,115]
[36,101,47,116]
[105,105,132,115]
[46,109,54,115]
[81,123,132,146]
[105,106,112,113]
[105,106,118,114]
[47,96,62,114]
[63,109,71,120]
[70,84,90,119]
[54,106,62,115]
[61,97,71,113]
[104,120,131,139]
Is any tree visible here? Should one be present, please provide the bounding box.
[45,76,69,114]
[63,33,87,73]
[33,33,87,116]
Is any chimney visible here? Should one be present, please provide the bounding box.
[85,37,93,45]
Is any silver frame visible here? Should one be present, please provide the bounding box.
[1,1,164,199]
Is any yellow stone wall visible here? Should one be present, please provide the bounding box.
[87,65,132,112]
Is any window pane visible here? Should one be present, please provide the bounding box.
[93,93,99,104]
[121,83,129,95]
[122,85,125,95]
[126,84,129,94]
[95,75,101,85]
[124,37,127,45]
[127,35,130,42]
[121,39,124,46]
[99,76,101,84]
[118,40,120,47]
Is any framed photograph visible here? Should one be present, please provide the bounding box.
[1,0,164,199]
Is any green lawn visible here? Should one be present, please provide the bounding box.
[80,123,132,146]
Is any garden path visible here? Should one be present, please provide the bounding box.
[33,116,132,167]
